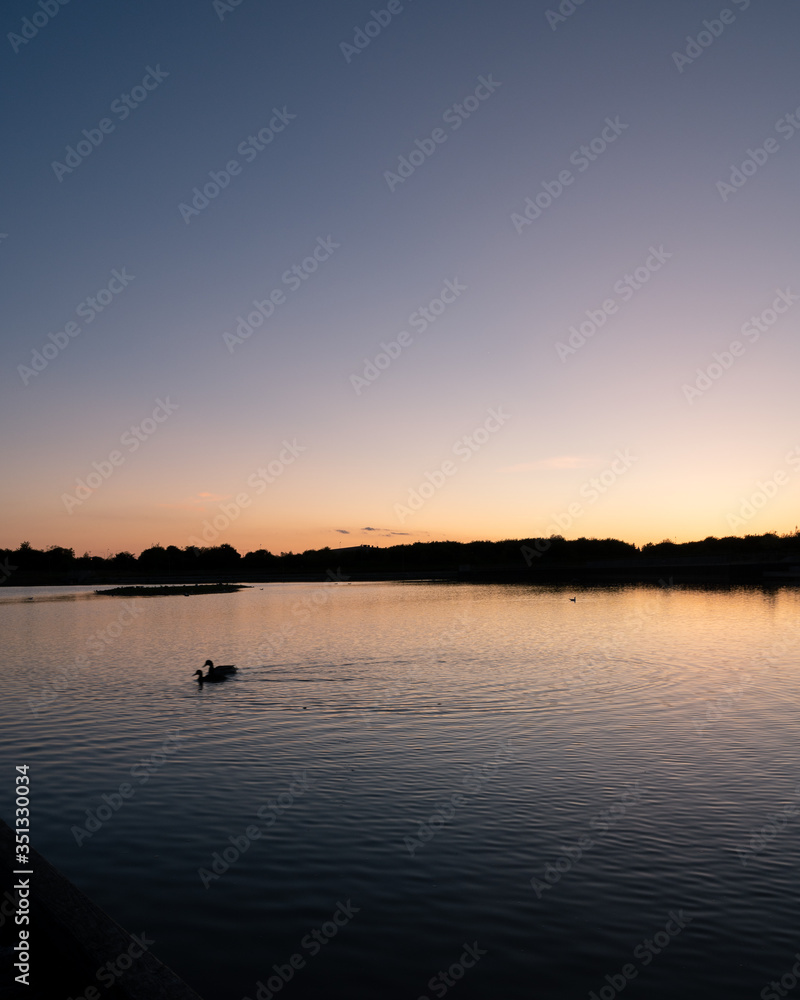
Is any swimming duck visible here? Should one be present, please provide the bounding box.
[203,659,237,677]
[194,668,227,685]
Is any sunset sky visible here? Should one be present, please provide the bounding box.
[2,0,799,556]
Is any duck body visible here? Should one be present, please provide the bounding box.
[194,668,227,685]
[203,659,237,677]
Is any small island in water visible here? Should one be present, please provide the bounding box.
[96,584,248,597]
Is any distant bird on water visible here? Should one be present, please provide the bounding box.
[569,597,576,603]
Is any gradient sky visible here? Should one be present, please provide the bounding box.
[2,0,799,556]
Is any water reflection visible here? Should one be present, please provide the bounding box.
[1,582,798,1000]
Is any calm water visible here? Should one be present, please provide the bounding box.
[1,582,799,999]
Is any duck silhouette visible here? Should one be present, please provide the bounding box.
[194,668,227,686]
[203,659,237,677]
[569,597,576,603]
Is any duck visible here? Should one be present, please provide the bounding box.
[194,668,227,686]
[203,659,237,677]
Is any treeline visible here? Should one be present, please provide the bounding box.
[1,532,799,585]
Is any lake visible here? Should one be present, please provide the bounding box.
[1,581,799,999]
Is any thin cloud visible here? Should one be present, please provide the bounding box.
[333,527,414,539]
[502,455,599,472]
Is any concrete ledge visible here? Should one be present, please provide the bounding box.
[0,818,205,1000]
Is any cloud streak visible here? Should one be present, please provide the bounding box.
[502,456,600,473]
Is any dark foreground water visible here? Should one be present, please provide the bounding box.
[1,581,799,999]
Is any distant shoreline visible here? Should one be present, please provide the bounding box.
[96,584,248,597]
[6,563,798,589]
[3,533,799,588]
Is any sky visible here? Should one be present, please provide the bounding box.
[2,0,799,556]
